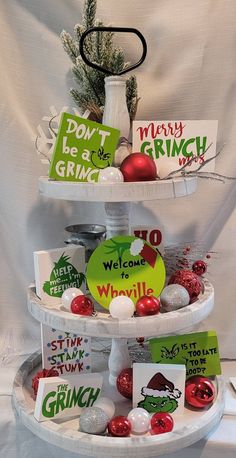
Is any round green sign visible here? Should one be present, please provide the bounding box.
[86,235,166,310]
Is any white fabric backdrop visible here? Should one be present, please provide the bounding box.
[0,0,236,456]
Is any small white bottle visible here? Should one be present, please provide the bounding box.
[102,76,130,140]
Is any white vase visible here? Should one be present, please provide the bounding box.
[102,76,130,140]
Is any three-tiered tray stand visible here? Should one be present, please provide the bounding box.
[13,176,224,458]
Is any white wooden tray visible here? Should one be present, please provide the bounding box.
[39,176,197,202]
[28,280,214,338]
[12,351,224,458]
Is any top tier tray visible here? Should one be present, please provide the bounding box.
[39,176,197,202]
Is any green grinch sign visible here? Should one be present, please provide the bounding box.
[49,112,120,182]
[149,331,221,378]
[86,236,166,309]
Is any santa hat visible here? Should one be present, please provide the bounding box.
[141,372,181,399]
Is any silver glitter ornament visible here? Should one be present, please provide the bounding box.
[160,284,190,312]
[79,406,109,435]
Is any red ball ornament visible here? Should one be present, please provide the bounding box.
[120,153,157,182]
[32,368,59,396]
[185,376,215,408]
[108,416,131,437]
[71,295,94,315]
[150,412,174,435]
[116,367,133,399]
[168,269,202,302]
[136,295,160,316]
[192,260,207,276]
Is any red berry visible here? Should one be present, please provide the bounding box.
[192,260,207,276]
[71,295,94,316]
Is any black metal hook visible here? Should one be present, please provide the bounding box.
[79,26,147,76]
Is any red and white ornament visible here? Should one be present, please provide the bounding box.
[185,376,215,408]
[116,367,133,399]
[120,153,157,182]
[136,295,160,316]
[61,287,83,310]
[168,269,202,302]
[150,412,174,435]
[71,295,94,315]
[108,415,131,437]
[192,260,207,276]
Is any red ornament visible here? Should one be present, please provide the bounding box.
[168,269,202,302]
[150,412,174,435]
[108,416,131,437]
[136,295,160,316]
[116,367,133,399]
[32,368,59,396]
[185,376,215,408]
[71,295,94,315]
[120,153,157,182]
[192,260,207,276]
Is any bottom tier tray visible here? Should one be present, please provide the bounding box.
[12,351,224,458]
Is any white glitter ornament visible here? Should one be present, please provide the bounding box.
[127,408,150,434]
[160,284,190,312]
[109,295,135,319]
[79,407,109,434]
[61,287,83,311]
[93,397,115,420]
[98,167,124,183]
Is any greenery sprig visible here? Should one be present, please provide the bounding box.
[61,0,139,121]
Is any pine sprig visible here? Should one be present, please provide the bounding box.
[61,30,79,64]
[83,0,96,29]
[60,0,139,120]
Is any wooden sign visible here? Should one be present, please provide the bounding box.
[133,120,218,173]
[34,245,85,306]
[131,225,165,256]
[49,112,120,182]
[86,236,166,309]
[41,325,91,375]
[34,373,103,422]
[133,363,186,416]
[149,331,221,378]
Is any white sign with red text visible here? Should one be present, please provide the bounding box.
[41,324,91,376]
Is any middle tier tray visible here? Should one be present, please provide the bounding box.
[28,280,214,338]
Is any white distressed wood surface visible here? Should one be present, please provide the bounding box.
[28,280,214,338]
[38,176,197,202]
[12,350,225,458]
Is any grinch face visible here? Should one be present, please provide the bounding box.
[138,395,178,414]
[91,148,111,169]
